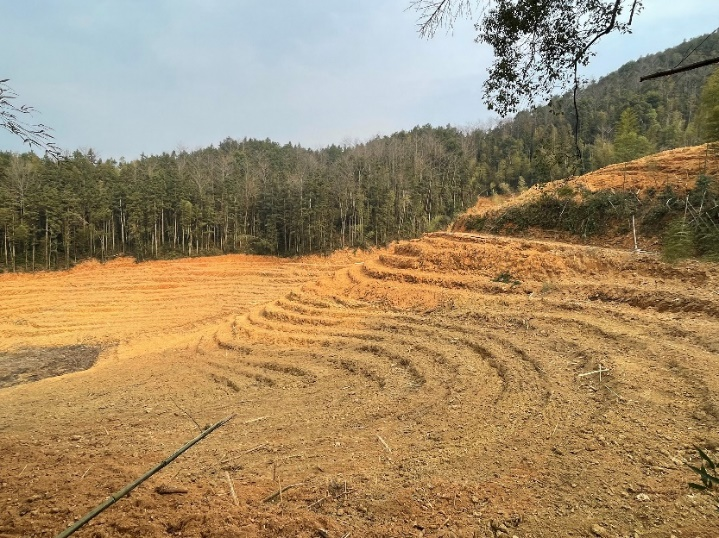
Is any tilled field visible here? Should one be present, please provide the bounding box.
[1,235,718,538]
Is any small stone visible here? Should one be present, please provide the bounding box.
[591,523,608,537]
[636,493,650,502]
[471,495,479,504]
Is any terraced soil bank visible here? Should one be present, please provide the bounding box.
[1,230,718,538]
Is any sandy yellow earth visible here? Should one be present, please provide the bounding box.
[1,229,718,537]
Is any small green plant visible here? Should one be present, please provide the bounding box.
[462,214,487,232]
[688,446,719,498]
[540,281,556,294]
[555,184,574,197]
[493,271,521,286]
[663,219,695,262]
[428,214,453,232]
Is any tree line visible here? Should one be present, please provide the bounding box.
[1,33,718,272]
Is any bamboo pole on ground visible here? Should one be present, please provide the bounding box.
[54,414,235,538]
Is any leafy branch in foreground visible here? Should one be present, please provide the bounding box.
[0,79,61,159]
[410,0,642,116]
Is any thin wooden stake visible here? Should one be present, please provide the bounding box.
[80,466,93,480]
[54,414,235,538]
[225,471,239,506]
[632,215,638,251]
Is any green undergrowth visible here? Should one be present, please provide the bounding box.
[461,175,719,262]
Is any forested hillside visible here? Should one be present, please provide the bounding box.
[1,33,718,271]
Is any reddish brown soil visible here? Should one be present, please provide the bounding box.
[1,235,718,537]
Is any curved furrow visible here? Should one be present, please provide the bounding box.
[533,298,719,359]
[354,343,425,389]
[364,320,467,393]
[239,308,383,343]
[587,286,719,318]
[288,287,371,311]
[326,355,387,389]
[273,296,360,320]
[259,302,345,327]
[361,259,472,289]
[377,253,421,270]
[358,314,549,424]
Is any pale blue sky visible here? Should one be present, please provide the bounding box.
[1,1,718,160]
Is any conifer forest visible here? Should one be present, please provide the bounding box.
[1,33,718,271]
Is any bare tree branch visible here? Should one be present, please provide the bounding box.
[409,0,475,38]
[640,56,719,82]
[0,79,62,159]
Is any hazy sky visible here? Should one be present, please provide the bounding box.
[1,1,718,160]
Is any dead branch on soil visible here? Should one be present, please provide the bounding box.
[306,484,354,509]
[376,434,392,453]
[155,484,188,495]
[244,415,269,424]
[262,482,302,503]
[579,365,623,400]
[170,396,203,432]
[54,414,235,538]
[577,366,610,378]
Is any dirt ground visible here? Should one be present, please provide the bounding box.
[1,231,718,538]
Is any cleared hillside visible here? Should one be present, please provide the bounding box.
[455,144,719,252]
[1,229,718,537]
